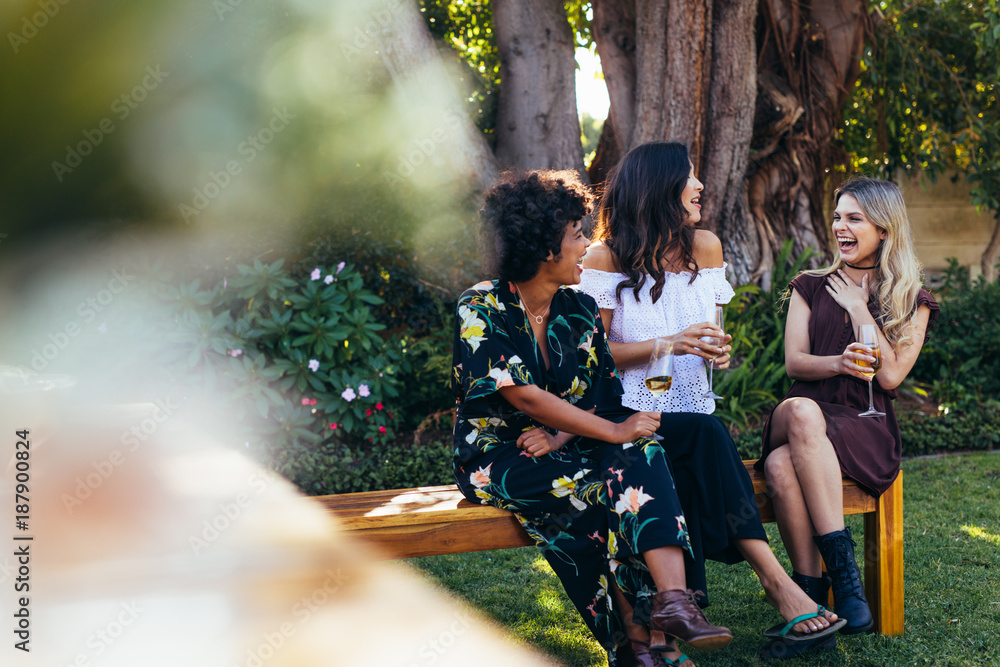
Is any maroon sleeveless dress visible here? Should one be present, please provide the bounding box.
[757,273,939,497]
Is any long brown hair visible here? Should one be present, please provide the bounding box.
[592,142,698,303]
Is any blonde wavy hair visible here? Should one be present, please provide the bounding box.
[803,177,925,350]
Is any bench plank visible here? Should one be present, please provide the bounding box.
[316,459,903,635]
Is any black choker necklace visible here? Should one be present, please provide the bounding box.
[844,262,877,270]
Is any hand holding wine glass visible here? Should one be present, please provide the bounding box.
[856,324,885,417]
[702,306,725,400]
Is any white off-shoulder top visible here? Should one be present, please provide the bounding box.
[578,265,735,414]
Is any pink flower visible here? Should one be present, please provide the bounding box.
[341,387,357,402]
[365,409,372,416]
[470,464,492,489]
[301,398,310,405]
[358,384,370,398]
[308,359,320,372]
[310,398,317,406]
[228,349,243,357]
[329,423,338,430]
[614,486,654,515]
[336,261,346,274]
[375,403,383,411]
[310,268,321,280]
[324,275,334,284]
[379,426,387,434]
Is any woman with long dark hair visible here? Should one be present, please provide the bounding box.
[580,142,842,658]
[454,169,734,666]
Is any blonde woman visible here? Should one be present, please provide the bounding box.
[758,177,939,635]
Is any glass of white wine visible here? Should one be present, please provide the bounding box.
[702,305,725,400]
[856,324,885,418]
[645,338,674,397]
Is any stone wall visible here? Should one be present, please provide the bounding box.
[897,171,996,280]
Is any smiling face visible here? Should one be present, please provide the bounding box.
[833,194,886,266]
[680,164,704,223]
[542,219,589,286]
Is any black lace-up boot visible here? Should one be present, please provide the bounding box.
[813,527,873,634]
[791,570,832,607]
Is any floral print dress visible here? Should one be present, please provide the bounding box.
[452,280,692,664]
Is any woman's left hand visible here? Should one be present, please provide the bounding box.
[517,428,566,457]
[826,270,869,314]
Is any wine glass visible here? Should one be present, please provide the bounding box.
[644,338,674,397]
[702,306,725,400]
[643,338,673,441]
[857,324,885,418]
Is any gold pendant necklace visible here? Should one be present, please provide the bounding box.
[514,285,551,325]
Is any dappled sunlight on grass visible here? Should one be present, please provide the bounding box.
[530,552,556,574]
[960,525,1000,547]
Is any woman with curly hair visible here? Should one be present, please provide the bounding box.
[758,177,938,635]
[454,170,732,666]
[580,141,843,659]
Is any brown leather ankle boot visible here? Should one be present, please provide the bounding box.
[649,589,732,651]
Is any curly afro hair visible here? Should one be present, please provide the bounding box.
[479,170,594,283]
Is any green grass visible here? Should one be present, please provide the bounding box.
[407,451,1000,666]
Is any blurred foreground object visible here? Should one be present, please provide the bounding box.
[0,389,557,666]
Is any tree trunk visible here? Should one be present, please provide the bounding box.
[748,0,869,286]
[632,0,714,169]
[591,0,758,282]
[588,0,636,182]
[588,0,869,285]
[982,213,1000,283]
[701,0,759,285]
[374,0,499,192]
[492,0,585,177]
[591,0,717,175]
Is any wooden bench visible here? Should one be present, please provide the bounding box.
[315,460,903,635]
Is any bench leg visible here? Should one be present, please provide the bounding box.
[863,471,904,635]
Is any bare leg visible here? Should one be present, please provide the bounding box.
[644,545,687,591]
[766,398,847,572]
[777,399,845,535]
[736,538,837,633]
[763,445,824,576]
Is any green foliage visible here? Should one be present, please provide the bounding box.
[899,398,1000,456]
[714,240,816,431]
[580,112,603,169]
[421,1,596,145]
[271,432,454,496]
[153,259,406,446]
[840,0,1000,220]
[563,1,594,49]
[909,258,1000,402]
[116,246,463,495]
[420,0,499,139]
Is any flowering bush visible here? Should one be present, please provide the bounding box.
[120,257,432,494]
